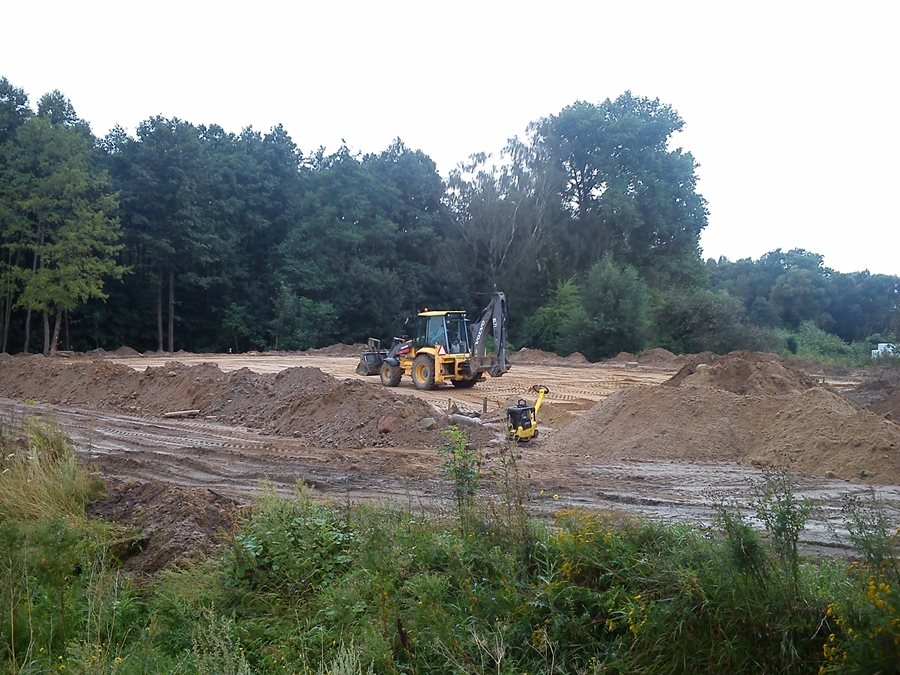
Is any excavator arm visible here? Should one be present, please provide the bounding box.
[469,291,509,378]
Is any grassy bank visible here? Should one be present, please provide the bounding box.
[0,422,898,674]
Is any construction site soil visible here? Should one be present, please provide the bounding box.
[2,348,900,574]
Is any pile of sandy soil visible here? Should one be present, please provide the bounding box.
[82,348,108,358]
[606,349,685,370]
[513,346,682,368]
[637,348,685,370]
[665,351,817,395]
[789,358,858,379]
[608,352,639,364]
[0,356,462,449]
[511,348,588,365]
[845,367,900,421]
[305,343,369,357]
[750,387,900,480]
[87,479,238,575]
[109,346,142,357]
[547,351,900,484]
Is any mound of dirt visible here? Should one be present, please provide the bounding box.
[305,343,369,357]
[749,387,900,481]
[638,348,685,370]
[547,385,750,463]
[546,352,900,484]
[511,348,563,364]
[0,356,459,449]
[109,346,142,357]
[87,479,238,575]
[790,358,858,379]
[845,368,900,421]
[511,348,589,366]
[666,351,816,395]
[608,352,638,365]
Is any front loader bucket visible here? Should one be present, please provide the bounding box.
[356,351,385,376]
[356,338,387,376]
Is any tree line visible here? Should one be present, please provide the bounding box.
[1,76,896,360]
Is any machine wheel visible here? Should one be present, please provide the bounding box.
[380,362,401,387]
[451,376,479,388]
[412,354,436,390]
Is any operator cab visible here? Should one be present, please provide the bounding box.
[414,312,471,354]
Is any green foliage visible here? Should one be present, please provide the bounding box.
[822,494,900,673]
[0,416,102,521]
[794,320,856,360]
[315,641,375,675]
[7,427,900,675]
[709,249,900,345]
[842,491,900,577]
[2,99,125,354]
[229,484,357,597]
[522,93,708,287]
[521,255,652,362]
[751,468,817,592]
[268,285,337,351]
[6,77,897,359]
[190,610,251,675]
[521,277,580,352]
[445,153,552,321]
[0,420,144,673]
[651,287,782,354]
[0,77,32,144]
[148,559,227,655]
[437,426,481,518]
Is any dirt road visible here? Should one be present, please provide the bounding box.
[0,351,888,554]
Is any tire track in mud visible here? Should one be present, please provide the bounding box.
[5,353,895,554]
[0,398,444,503]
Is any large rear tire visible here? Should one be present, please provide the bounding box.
[380,362,401,387]
[412,354,436,390]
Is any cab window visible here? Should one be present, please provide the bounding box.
[414,316,448,348]
[446,316,469,354]
[426,317,447,347]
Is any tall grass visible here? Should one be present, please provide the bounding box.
[0,416,102,521]
[0,417,143,675]
[1,421,899,674]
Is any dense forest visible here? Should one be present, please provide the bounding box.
[1,77,897,360]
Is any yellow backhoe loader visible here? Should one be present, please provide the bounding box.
[356,292,510,390]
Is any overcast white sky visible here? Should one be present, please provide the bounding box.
[3,1,897,275]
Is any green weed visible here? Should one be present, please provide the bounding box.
[437,426,481,521]
[0,416,103,521]
[5,419,900,675]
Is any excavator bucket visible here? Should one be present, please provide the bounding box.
[356,338,386,376]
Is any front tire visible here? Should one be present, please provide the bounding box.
[412,354,436,390]
[380,362,401,387]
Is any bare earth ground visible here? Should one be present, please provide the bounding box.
[2,347,899,571]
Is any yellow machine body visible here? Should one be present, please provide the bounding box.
[507,385,549,442]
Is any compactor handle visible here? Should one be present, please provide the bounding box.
[532,384,549,417]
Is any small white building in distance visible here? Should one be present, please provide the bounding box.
[871,343,896,358]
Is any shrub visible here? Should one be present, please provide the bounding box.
[228,483,357,597]
[437,426,480,519]
[794,321,855,359]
